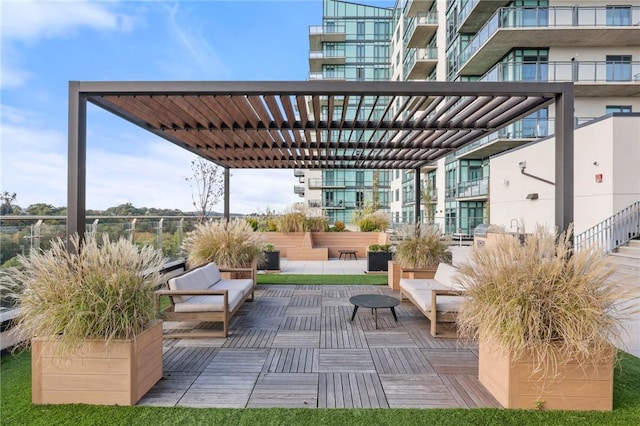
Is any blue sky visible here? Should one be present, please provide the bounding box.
[1,0,392,214]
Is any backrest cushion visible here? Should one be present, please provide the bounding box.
[199,262,222,285]
[167,267,210,303]
[434,263,462,290]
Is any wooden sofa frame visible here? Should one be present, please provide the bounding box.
[154,266,255,338]
[399,263,465,338]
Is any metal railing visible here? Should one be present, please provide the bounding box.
[0,215,210,262]
[459,6,640,71]
[457,176,489,198]
[481,61,640,83]
[574,201,640,252]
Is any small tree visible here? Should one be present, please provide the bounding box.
[185,158,225,222]
[1,192,17,215]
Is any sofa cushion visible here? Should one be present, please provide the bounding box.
[199,262,222,285]
[173,289,245,313]
[434,263,462,290]
[212,279,254,299]
[168,268,210,303]
[409,288,461,313]
[400,278,449,293]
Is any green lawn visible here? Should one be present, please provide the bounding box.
[257,274,387,285]
[2,350,639,426]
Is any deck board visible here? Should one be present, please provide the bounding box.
[140,284,502,409]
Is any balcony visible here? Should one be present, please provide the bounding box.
[294,169,305,178]
[404,0,435,18]
[456,118,551,160]
[309,25,346,50]
[294,185,305,196]
[458,6,640,76]
[405,12,438,48]
[458,0,511,33]
[405,46,438,80]
[457,176,489,200]
[309,50,346,72]
[308,72,345,81]
[480,61,640,97]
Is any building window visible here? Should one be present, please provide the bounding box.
[607,6,631,25]
[374,21,389,40]
[356,21,365,40]
[606,105,632,114]
[606,55,631,81]
[356,44,365,62]
[356,67,365,81]
[395,189,399,202]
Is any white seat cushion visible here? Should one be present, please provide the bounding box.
[400,278,449,293]
[173,289,245,313]
[168,268,210,303]
[212,279,253,299]
[410,289,461,313]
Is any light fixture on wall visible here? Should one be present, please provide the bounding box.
[526,193,539,200]
[593,161,599,166]
[502,179,509,186]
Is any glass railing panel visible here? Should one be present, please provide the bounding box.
[457,176,489,198]
[460,6,640,71]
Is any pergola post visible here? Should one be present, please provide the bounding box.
[555,83,574,237]
[224,168,230,221]
[414,168,421,226]
[67,82,87,247]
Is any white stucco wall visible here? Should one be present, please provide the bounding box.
[490,115,640,235]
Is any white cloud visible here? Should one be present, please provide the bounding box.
[0,0,132,42]
[161,3,229,78]
[1,106,300,213]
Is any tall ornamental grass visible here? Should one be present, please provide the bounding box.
[7,234,165,354]
[456,226,639,374]
[182,219,265,268]
[394,225,451,269]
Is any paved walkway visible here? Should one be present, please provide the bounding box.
[140,284,500,409]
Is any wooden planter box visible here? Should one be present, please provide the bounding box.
[32,320,163,406]
[260,251,280,271]
[479,340,613,411]
[367,251,392,271]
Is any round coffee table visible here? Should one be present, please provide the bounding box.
[349,294,399,329]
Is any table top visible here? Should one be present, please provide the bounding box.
[349,294,399,309]
[339,250,357,253]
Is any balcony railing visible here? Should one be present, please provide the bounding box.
[404,12,438,48]
[309,50,345,60]
[309,25,346,35]
[457,176,489,199]
[481,61,640,83]
[459,6,640,71]
[294,185,305,195]
[404,46,438,78]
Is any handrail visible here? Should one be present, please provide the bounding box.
[574,201,640,252]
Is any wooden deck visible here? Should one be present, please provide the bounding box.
[139,284,500,409]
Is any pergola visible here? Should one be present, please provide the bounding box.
[68,80,574,236]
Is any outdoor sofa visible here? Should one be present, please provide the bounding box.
[399,262,465,338]
[155,262,255,338]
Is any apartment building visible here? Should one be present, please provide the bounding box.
[301,0,640,233]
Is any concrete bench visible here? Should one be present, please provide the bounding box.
[155,262,255,338]
[399,262,465,338]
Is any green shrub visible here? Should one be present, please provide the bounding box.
[182,219,265,268]
[357,210,389,232]
[262,243,276,252]
[246,217,259,231]
[7,234,165,354]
